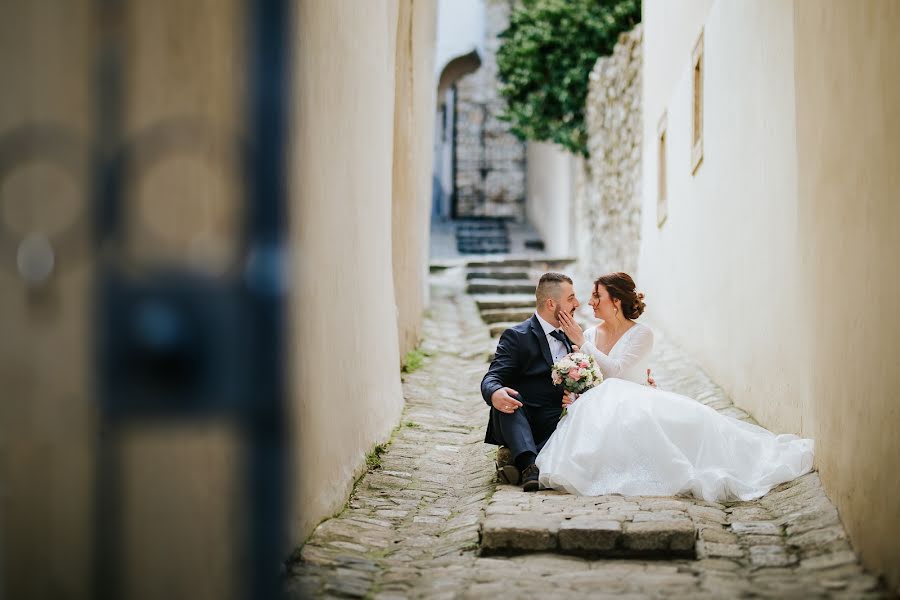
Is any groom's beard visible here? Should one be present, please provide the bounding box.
[553,306,574,324]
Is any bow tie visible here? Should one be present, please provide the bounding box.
[548,329,573,352]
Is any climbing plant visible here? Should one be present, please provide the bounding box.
[496,0,641,157]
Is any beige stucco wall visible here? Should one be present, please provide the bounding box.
[791,0,900,586]
[525,141,576,257]
[0,3,96,598]
[640,0,900,587]
[1,0,437,596]
[291,0,436,548]
[393,0,437,359]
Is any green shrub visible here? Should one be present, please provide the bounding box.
[496,0,641,156]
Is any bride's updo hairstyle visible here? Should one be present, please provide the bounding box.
[595,272,646,320]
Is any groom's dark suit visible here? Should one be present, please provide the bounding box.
[481,314,568,460]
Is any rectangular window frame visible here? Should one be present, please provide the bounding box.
[657,111,668,227]
[691,29,704,174]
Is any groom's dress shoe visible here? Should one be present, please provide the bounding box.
[498,464,520,485]
[522,464,540,492]
[496,446,519,484]
[496,446,512,468]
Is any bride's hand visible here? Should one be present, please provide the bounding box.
[558,311,585,347]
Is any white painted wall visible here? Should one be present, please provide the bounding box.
[639,0,803,429]
[640,0,900,587]
[525,141,576,256]
[435,0,485,78]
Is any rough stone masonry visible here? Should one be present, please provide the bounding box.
[453,0,527,220]
[575,25,644,281]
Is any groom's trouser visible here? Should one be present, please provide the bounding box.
[490,404,555,462]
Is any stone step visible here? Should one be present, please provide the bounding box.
[475,295,535,311]
[460,250,511,256]
[458,239,511,248]
[458,219,508,226]
[488,322,520,337]
[466,280,536,295]
[479,490,697,559]
[458,237,510,245]
[458,245,511,255]
[468,258,532,268]
[466,270,530,281]
[480,513,696,559]
[456,219,510,229]
[457,230,508,238]
[479,308,533,324]
[428,256,576,272]
[466,256,576,270]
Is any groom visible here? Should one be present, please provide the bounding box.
[481,272,579,491]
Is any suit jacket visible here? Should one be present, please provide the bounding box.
[480,314,564,446]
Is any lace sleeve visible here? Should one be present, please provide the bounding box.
[579,325,654,379]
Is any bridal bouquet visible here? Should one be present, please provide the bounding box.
[551,352,603,394]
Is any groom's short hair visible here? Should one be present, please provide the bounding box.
[536,272,573,306]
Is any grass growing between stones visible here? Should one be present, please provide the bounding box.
[289,362,435,569]
[401,347,433,373]
[365,442,389,471]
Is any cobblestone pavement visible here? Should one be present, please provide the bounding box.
[287,267,888,599]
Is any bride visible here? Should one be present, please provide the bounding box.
[535,272,814,502]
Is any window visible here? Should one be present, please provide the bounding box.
[691,29,704,174]
[657,112,668,227]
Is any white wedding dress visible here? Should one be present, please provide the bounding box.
[536,323,814,502]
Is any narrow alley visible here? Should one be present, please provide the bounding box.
[288,261,886,599]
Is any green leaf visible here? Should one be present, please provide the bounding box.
[496,0,640,157]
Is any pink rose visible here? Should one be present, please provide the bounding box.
[579,361,589,368]
[567,368,580,380]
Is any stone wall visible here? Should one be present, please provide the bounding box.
[574,25,643,279]
[453,0,526,219]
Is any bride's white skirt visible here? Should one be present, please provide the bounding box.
[536,378,814,502]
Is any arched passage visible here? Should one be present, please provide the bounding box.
[432,50,481,222]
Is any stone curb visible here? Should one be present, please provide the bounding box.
[479,511,697,559]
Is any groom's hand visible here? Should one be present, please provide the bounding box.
[491,387,523,414]
[562,391,578,408]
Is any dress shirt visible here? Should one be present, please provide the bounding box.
[534,312,570,362]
